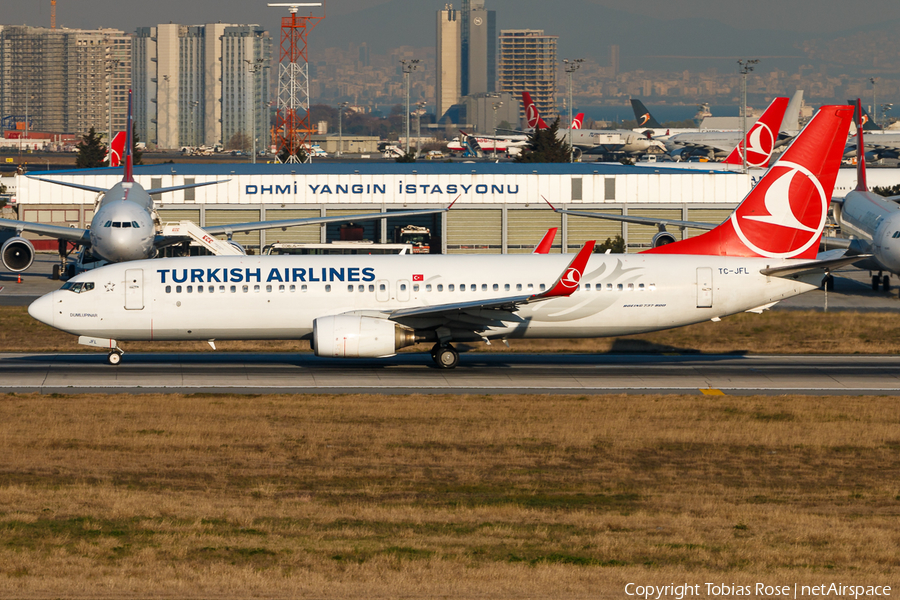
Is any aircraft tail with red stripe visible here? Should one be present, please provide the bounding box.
[722,96,789,168]
[104,131,126,168]
[571,113,584,130]
[854,99,868,192]
[644,105,853,260]
[522,92,549,130]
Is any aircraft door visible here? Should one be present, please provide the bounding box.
[376,279,390,302]
[397,279,410,302]
[696,267,713,308]
[125,269,144,310]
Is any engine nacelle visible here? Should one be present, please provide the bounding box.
[572,147,583,161]
[651,231,677,248]
[1,236,35,272]
[227,241,246,255]
[313,315,417,358]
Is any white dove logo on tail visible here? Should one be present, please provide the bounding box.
[731,161,827,258]
[560,267,582,289]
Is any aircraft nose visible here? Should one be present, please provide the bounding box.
[28,292,55,327]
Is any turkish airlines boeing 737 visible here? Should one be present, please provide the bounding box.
[29,105,858,368]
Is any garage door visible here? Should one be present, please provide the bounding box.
[446,209,501,254]
[204,209,261,248]
[507,209,562,254]
[265,209,322,244]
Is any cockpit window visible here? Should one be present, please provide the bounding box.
[112,222,121,228]
[62,282,95,293]
[122,222,132,228]
[104,221,112,227]
[132,221,140,228]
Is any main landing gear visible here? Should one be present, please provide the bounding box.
[871,272,891,292]
[430,343,459,369]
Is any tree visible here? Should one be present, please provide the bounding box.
[226,132,251,151]
[75,127,106,169]
[595,235,626,254]
[515,118,571,163]
[395,151,416,163]
[277,145,308,164]
[873,184,900,197]
[132,124,143,165]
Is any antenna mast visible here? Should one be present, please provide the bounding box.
[268,2,325,163]
[51,0,57,29]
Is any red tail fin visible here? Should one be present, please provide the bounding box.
[522,92,548,130]
[123,89,134,183]
[571,113,584,130]
[722,96,789,167]
[854,98,867,192]
[533,227,558,254]
[645,105,853,260]
[105,131,125,167]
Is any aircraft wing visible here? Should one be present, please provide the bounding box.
[146,180,230,195]
[385,242,595,328]
[670,139,735,158]
[0,218,91,244]
[27,176,109,194]
[542,199,717,231]
[200,208,450,237]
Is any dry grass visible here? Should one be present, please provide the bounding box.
[4,305,900,355]
[0,392,898,598]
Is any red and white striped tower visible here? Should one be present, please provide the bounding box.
[268,3,325,163]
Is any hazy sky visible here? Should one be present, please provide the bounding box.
[8,0,899,35]
[6,0,900,76]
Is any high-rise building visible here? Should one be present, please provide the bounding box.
[0,25,130,137]
[497,30,558,124]
[610,45,620,76]
[133,23,271,150]
[460,0,495,96]
[436,4,461,119]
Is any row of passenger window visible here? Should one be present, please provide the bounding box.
[163,281,657,294]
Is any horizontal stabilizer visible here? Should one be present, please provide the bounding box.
[760,254,872,278]
[27,176,109,195]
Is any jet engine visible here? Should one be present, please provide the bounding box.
[651,231,677,247]
[227,241,247,255]
[313,315,418,358]
[572,147,583,161]
[1,236,35,272]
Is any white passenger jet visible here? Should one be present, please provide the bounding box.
[830,100,900,291]
[1,92,445,278]
[28,105,859,368]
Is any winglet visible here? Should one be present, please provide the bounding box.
[447,195,461,210]
[532,241,595,299]
[533,227,558,254]
[855,98,868,192]
[542,195,558,212]
[123,89,134,183]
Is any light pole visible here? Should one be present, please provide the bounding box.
[882,103,893,129]
[245,58,266,164]
[737,59,759,172]
[413,101,426,158]
[870,77,878,129]
[491,99,502,159]
[337,101,349,157]
[107,58,120,150]
[564,58,583,163]
[161,74,170,149]
[189,100,199,148]
[400,59,419,156]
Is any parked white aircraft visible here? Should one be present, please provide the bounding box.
[831,100,900,291]
[1,92,445,278]
[28,105,858,368]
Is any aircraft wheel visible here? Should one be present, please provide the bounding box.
[872,276,880,291]
[52,264,60,281]
[883,275,891,292]
[434,345,459,369]
[107,351,122,366]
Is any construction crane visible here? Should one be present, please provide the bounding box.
[51,0,57,29]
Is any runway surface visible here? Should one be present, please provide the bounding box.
[1,352,898,396]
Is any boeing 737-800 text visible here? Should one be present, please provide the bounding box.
[28,106,857,368]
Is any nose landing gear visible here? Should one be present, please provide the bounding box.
[107,350,124,366]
